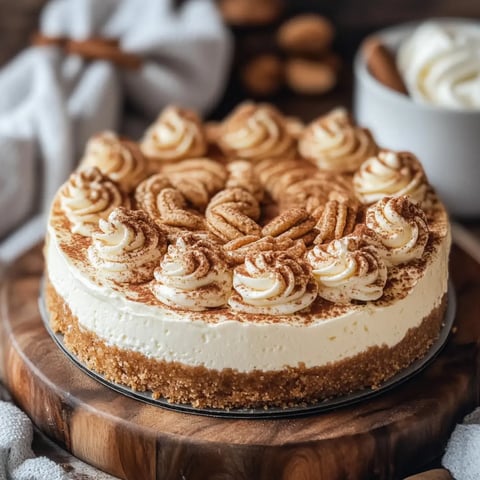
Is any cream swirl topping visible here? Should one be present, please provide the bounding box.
[82,132,147,192]
[228,251,318,315]
[152,234,232,310]
[299,108,378,173]
[365,195,429,266]
[88,207,166,284]
[353,150,428,205]
[59,167,128,236]
[217,102,296,161]
[141,106,207,161]
[307,236,387,303]
[398,21,480,109]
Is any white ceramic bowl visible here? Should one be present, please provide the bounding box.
[354,19,480,218]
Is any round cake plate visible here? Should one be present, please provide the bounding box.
[39,281,456,420]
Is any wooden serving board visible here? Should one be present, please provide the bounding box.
[1,244,480,480]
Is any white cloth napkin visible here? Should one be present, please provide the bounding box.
[0,401,69,480]
[443,408,480,479]
[440,225,480,480]
[0,0,232,263]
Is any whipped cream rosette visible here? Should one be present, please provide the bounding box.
[353,150,428,205]
[229,250,318,315]
[307,235,387,304]
[299,108,378,173]
[365,195,429,266]
[59,167,129,236]
[88,207,166,284]
[152,234,232,310]
[217,102,296,161]
[141,106,207,162]
[82,132,147,192]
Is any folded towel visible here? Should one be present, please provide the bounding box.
[0,0,232,262]
[0,400,69,480]
[442,407,480,480]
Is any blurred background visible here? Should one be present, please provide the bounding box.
[1,0,479,121]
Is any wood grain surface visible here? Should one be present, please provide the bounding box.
[0,244,479,479]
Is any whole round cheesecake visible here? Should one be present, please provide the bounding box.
[45,103,450,409]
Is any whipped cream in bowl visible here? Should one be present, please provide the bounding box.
[398,21,480,110]
[354,18,480,217]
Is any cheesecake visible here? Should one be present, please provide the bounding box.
[44,103,450,409]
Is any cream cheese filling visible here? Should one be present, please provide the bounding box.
[46,227,450,373]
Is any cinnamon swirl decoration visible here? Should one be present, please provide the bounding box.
[152,234,232,310]
[229,250,318,315]
[217,102,296,161]
[353,150,428,205]
[307,236,387,303]
[365,195,429,266]
[82,132,147,192]
[135,174,205,231]
[140,106,207,162]
[206,188,261,242]
[59,167,129,236]
[299,108,378,173]
[88,207,167,284]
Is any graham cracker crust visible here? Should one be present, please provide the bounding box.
[45,279,447,409]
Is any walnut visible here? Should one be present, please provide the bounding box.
[285,58,337,95]
[241,55,284,97]
[218,0,283,26]
[277,14,334,55]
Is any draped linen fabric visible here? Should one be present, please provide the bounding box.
[0,0,232,263]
